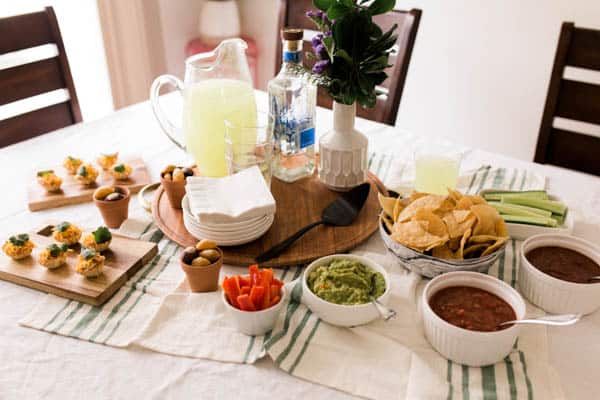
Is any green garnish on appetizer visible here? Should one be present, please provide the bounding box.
[81,248,97,260]
[47,243,69,257]
[77,165,88,177]
[113,164,126,173]
[55,222,71,233]
[9,234,29,246]
[37,170,55,177]
[93,226,112,244]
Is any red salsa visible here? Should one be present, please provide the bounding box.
[526,246,600,284]
[429,286,516,332]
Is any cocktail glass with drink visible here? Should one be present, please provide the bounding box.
[414,145,462,195]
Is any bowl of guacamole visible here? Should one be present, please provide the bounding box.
[302,254,391,327]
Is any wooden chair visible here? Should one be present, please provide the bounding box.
[0,6,81,148]
[534,22,600,176]
[275,0,421,126]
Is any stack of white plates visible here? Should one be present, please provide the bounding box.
[182,195,274,246]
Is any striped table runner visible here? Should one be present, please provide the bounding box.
[20,155,563,399]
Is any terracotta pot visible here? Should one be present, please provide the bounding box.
[94,186,130,229]
[161,174,186,209]
[180,248,223,293]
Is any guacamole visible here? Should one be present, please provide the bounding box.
[307,259,386,305]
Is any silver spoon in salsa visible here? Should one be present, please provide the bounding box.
[498,313,582,328]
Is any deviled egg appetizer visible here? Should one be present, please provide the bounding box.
[75,248,105,278]
[52,222,82,245]
[81,226,112,252]
[38,243,69,269]
[63,156,83,175]
[109,163,132,181]
[75,163,99,186]
[36,170,62,192]
[97,152,118,170]
[2,234,34,260]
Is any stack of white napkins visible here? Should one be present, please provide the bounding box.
[182,166,276,246]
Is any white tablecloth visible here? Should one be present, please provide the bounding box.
[1,92,600,399]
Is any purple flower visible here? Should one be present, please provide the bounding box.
[306,10,319,18]
[314,43,328,59]
[311,33,323,49]
[312,59,329,75]
[324,30,332,37]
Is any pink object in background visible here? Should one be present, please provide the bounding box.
[185,37,259,86]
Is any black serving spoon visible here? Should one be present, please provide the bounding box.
[255,182,371,263]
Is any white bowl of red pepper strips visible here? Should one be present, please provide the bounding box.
[422,271,526,366]
[520,234,600,315]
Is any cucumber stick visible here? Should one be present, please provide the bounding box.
[502,197,567,216]
[488,201,552,218]
[501,214,558,227]
[483,191,548,201]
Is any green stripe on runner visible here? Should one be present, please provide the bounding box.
[481,365,497,400]
[51,302,84,333]
[466,166,486,194]
[140,222,154,237]
[508,169,518,190]
[288,318,321,375]
[497,248,506,282]
[381,154,393,182]
[446,360,454,400]
[279,266,290,281]
[243,335,256,364]
[368,152,376,169]
[292,266,302,280]
[475,166,491,194]
[101,244,180,344]
[264,281,303,349]
[510,240,517,288]
[519,170,528,190]
[462,365,470,400]
[274,309,313,366]
[86,242,174,342]
[504,355,517,400]
[149,229,164,243]
[42,300,72,330]
[492,168,505,189]
[519,351,533,400]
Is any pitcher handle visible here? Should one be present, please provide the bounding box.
[150,75,186,150]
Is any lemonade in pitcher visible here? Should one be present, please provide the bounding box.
[183,79,256,177]
[150,38,257,177]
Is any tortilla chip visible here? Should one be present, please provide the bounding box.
[468,235,501,244]
[380,213,394,233]
[466,195,486,205]
[409,191,429,203]
[456,196,474,210]
[378,193,397,219]
[396,194,446,223]
[463,244,488,258]
[495,218,509,237]
[481,237,509,257]
[456,227,472,259]
[448,237,461,251]
[432,244,459,260]
[413,209,448,237]
[471,204,501,236]
[391,220,448,251]
[393,197,405,222]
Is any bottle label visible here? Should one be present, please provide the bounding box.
[283,51,301,63]
[300,127,315,148]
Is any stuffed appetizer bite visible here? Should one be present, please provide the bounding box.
[63,156,83,175]
[52,222,82,245]
[2,234,34,260]
[75,163,99,185]
[81,226,112,252]
[109,163,132,181]
[97,152,119,170]
[38,243,69,269]
[37,170,62,192]
[76,248,105,278]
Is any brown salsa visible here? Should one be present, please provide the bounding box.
[429,286,516,332]
[526,246,600,284]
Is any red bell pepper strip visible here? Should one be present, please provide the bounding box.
[260,268,274,287]
[222,276,241,308]
[262,282,271,310]
[272,278,283,287]
[240,286,251,295]
[249,285,265,310]
[270,284,280,301]
[237,294,256,311]
[270,296,281,307]
[249,264,259,286]
[238,276,251,287]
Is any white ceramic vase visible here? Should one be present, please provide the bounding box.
[318,101,368,191]
[198,0,241,46]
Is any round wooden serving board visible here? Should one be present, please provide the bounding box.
[152,172,386,268]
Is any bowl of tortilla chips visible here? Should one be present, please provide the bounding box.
[379,189,509,278]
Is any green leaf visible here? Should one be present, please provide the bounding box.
[55,222,71,233]
[368,0,395,15]
[77,165,88,177]
[339,0,355,7]
[113,164,125,173]
[313,0,333,11]
[82,248,97,260]
[93,226,112,244]
[335,49,353,64]
[37,170,54,177]
[47,243,66,257]
[327,3,349,20]
[8,234,29,246]
[322,36,335,61]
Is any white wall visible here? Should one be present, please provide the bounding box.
[0,0,114,121]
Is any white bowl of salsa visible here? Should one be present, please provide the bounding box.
[302,254,391,327]
[519,234,600,314]
[421,271,526,366]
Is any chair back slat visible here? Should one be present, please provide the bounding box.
[0,58,65,106]
[0,102,73,147]
[0,11,53,54]
[0,7,81,147]
[546,128,600,176]
[566,28,600,71]
[275,0,421,125]
[555,80,600,126]
[534,22,600,176]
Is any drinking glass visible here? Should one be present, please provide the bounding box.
[224,113,274,186]
[414,145,462,195]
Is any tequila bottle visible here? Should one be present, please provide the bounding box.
[268,28,317,182]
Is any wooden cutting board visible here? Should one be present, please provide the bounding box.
[27,157,151,211]
[0,224,158,305]
[153,172,386,268]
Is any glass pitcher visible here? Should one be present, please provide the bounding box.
[150,38,257,177]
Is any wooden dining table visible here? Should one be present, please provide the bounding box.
[1,91,599,399]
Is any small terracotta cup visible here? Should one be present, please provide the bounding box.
[180,248,223,293]
[161,172,186,209]
[94,186,130,229]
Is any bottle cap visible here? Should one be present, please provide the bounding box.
[281,28,303,41]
